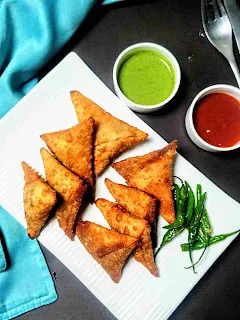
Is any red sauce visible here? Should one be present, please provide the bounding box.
[193,93,240,148]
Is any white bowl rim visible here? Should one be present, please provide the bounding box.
[113,42,181,110]
[188,84,240,152]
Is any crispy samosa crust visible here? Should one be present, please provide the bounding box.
[22,162,57,239]
[76,221,138,283]
[105,178,157,224]
[40,148,87,240]
[40,118,94,189]
[133,227,159,277]
[95,199,159,276]
[105,179,158,276]
[95,198,147,239]
[112,141,177,224]
[70,91,148,176]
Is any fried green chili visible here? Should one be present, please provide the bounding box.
[185,181,195,225]
[154,226,185,257]
[181,229,240,251]
[201,208,212,241]
[186,208,212,268]
[187,192,206,273]
[164,185,187,230]
[196,184,202,202]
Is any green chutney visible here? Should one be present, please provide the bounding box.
[118,50,175,105]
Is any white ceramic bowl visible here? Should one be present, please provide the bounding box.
[185,84,240,152]
[113,42,181,113]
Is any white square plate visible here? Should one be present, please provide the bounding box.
[1,52,240,320]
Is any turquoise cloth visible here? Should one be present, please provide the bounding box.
[0,0,122,319]
[0,234,7,272]
[0,0,122,117]
[0,208,57,320]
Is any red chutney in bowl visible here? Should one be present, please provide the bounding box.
[193,93,240,148]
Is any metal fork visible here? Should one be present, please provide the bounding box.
[201,0,240,87]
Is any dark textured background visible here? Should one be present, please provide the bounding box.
[20,0,240,319]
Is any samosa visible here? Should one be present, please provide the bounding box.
[76,221,138,283]
[112,140,177,224]
[105,178,158,275]
[70,91,148,176]
[22,161,57,239]
[96,198,159,277]
[40,118,94,189]
[105,178,157,224]
[40,148,87,240]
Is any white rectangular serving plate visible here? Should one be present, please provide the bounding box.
[0,52,240,320]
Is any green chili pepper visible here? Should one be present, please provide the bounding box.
[196,184,202,202]
[188,192,206,273]
[196,230,206,244]
[181,229,240,252]
[164,185,187,230]
[201,208,212,240]
[154,226,185,257]
[185,181,195,225]
[186,208,213,268]
[185,236,210,269]
[174,183,180,203]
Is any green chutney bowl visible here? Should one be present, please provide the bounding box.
[113,42,181,113]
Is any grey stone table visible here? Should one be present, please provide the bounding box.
[20,0,240,319]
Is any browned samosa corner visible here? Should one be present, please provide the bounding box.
[112,140,177,224]
[76,221,138,283]
[104,179,159,276]
[40,118,95,190]
[21,161,57,239]
[105,178,157,224]
[96,198,159,277]
[70,90,148,176]
[40,148,87,240]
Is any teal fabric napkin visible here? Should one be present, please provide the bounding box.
[0,234,7,272]
[0,208,57,320]
[0,0,122,319]
[0,0,122,118]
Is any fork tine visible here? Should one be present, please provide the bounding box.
[215,0,226,16]
[211,0,221,19]
[201,0,213,22]
[201,0,209,23]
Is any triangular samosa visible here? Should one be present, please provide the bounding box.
[96,198,147,239]
[105,179,158,276]
[112,141,177,224]
[105,178,157,224]
[22,161,57,239]
[40,118,94,189]
[76,221,138,283]
[40,148,87,240]
[70,91,148,176]
[95,199,159,277]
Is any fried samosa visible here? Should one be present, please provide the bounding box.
[105,178,158,276]
[96,198,147,239]
[112,140,177,224]
[133,227,159,276]
[40,118,94,189]
[70,91,148,176]
[105,178,157,224]
[95,199,159,277]
[40,148,87,240]
[22,161,57,239]
[76,221,138,283]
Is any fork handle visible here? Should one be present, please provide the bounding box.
[228,57,240,88]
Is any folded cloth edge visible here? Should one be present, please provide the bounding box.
[0,236,7,272]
